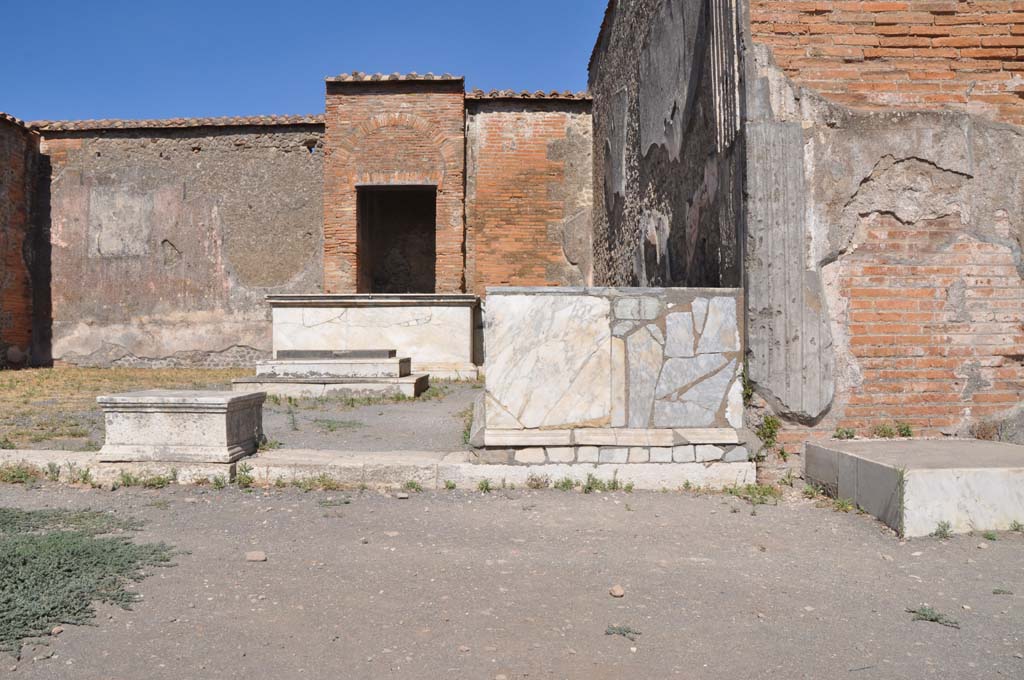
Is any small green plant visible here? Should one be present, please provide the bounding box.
[458,406,474,446]
[553,477,576,491]
[211,475,226,490]
[258,439,282,452]
[236,462,255,489]
[0,437,15,450]
[45,462,61,482]
[1009,520,1023,533]
[931,521,953,540]
[444,479,456,490]
[896,421,913,438]
[477,478,493,493]
[404,480,423,493]
[293,473,346,492]
[781,469,796,488]
[983,530,998,541]
[314,418,362,433]
[623,482,634,493]
[605,625,642,642]
[834,427,856,440]
[833,497,855,513]
[906,606,959,629]
[725,483,782,506]
[682,480,693,491]
[582,473,607,494]
[318,498,351,507]
[872,423,897,439]
[606,471,622,492]
[117,471,142,488]
[742,360,755,406]
[756,415,781,449]
[64,462,92,486]
[526,473,550,490]
[993,588,1014,595]
[0,463,42,485]
[142,471,176,489]
[802,483,820,499]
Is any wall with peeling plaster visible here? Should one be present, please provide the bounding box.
[589,0,743,289]
[41,125,325,367]
[745,42,1024,443]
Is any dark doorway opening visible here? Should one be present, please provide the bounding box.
[357,186,437,294]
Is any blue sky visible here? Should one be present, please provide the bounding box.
[1,0,607,122]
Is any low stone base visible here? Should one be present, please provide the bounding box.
[232,374,429,399]
[97,390,265,464]
[256,357,412,379]
[806,439,1024,537]
[1,447,755,491]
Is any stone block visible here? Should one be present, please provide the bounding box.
[599,447,629,463]
[722,446,749,463]
[695,445,724,462]
[484,429,573,447]
[577,446,599,463]
[97,390,265,464]
[514,448,547,464]
[672,445,696,462]
[649,447,673,463]
[547,447,576,463]
[628,447,650,463]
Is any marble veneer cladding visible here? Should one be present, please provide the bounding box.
[484,288,744,433]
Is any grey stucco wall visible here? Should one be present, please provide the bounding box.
[43,125,324,367]
[588,0,743,289]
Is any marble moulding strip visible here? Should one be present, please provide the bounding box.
[266,294,479,308]
[482,428,739,447]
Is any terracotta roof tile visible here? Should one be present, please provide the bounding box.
[466,89,591,101]
[0,112,31,131]
[30,114,324,132]
[326,71,463,83]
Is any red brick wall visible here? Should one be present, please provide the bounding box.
[777,214,1024,448]
[0,118,37,365]
[751,1,1024,125]
[322,81,466,293]
[465,102,592,296]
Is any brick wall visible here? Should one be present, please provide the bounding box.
[0,117,38,366]
[322,79,466,293]
[465,100,593,296]
[750,0,1024,125]
[832,215,1023,436]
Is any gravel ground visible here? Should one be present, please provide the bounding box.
[1,483,1022,679]
[260,382,480,451]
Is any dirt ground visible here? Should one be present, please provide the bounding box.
[260,383,479,451]
[0,368,478,453]
[1,483,1021,679]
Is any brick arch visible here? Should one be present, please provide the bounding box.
[322,85,466,293]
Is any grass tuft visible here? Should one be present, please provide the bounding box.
[931,521,953,540]
[906,605,959,629]
[0,507,174,655]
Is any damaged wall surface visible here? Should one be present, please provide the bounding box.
[465,99,594,296]
[589,0,743,289]
[0,116,39,367]
[40,122,324,367]
[745,43,1024,442]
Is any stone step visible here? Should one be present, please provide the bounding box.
[256,357,411,378]
[232,373,429,399]
[276,349,397,359]
[806,439,1024,537]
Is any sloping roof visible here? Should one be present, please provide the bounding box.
[326,71,463,83]
[466,89,591,101]
[29,114,325,132]
[0,112,31,131]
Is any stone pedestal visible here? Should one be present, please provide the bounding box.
[97,390,265,463]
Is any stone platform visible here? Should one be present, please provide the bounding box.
[233,374,429,399]
[806,439,1024,537]
[97,390,265,464]
[235,348,429,398]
